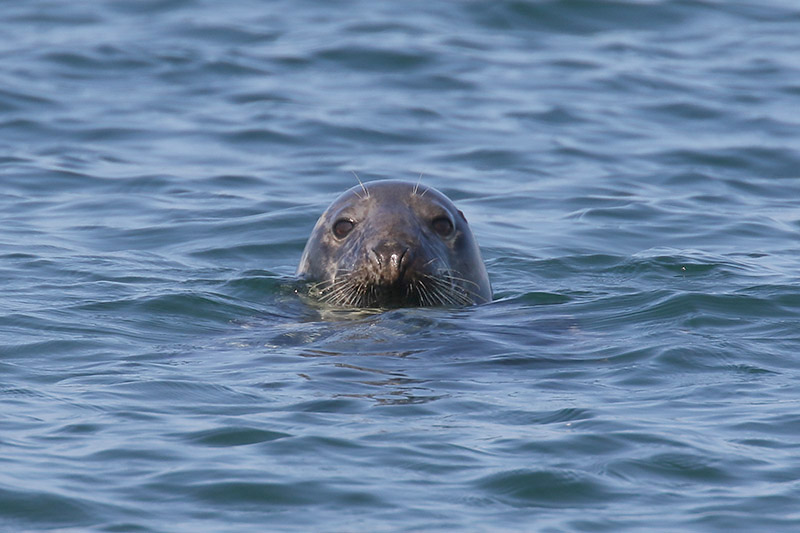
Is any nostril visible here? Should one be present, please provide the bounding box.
[371,242,412,281]
[372,245,403,267]
[400,248,409,266]
[392,248,407,270]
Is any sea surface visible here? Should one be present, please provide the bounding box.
[2,0,800,531]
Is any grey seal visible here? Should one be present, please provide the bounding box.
[296,180,492,308]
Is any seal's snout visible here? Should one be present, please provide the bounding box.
[370,241,413,284]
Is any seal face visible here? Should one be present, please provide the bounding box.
[296,180,492,308]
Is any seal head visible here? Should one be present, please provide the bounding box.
[296,180,491,308]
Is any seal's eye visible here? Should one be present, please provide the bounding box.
[332,219,354,239]
[431,216,454,237]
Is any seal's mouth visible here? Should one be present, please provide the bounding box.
[365,280,420,308]
[309,269,476,309]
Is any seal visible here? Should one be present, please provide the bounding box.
[296,179,492,308]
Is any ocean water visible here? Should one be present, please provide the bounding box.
[2,0,800,531]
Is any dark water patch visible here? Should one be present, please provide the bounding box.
[392,72,479,92]
[300,120,433,146]
[609,452,736,484]
[508,105,589,125]
[643,100,726,121]
[512,291,572,306]
[204,173,269,189]
[197,58,271,78]
[0,118,65,144]
[344,20,424,36]
[551,143,620,165]
[109,380,263,411]
[115,292,260,332]
[688,502,800,533]
[315,46,431,72]
[438,148,537,169]
[155,57,272,86]
[569,199,673,223]
[105,0,199,15]
[581,290,794,334]
[469,0,693,34]
[218,127,298,146]
[181,426,291,447]
[534,254,627,279]
[491,431,634,459]
[290,398,368,414]
[722,1,800,22]
[490,407,594,427]
[220,272,291,302]
[41,47,154,75]
[475,469,619,508]
[0,87,59,113]
[0,487,97,528]
[228,90,295,106]
[654,147,800,179]
[0,384,50,402]
[0,338,114,361]
[730,414,800,439]
[173,23,280,45]
[54,422,105,435]
[1,167,111,193]
[186,478,385,509]
[75,126,151,142]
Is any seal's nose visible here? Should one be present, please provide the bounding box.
[370,241,413,284]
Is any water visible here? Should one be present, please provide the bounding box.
[2,0,800,531]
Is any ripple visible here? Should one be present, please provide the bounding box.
[466,0,689,34]
[219,127,298,146]
[315,46,431,71]
[180,426,291,447]
[173,24,279,45]
[475,469,620,507]
[300,121,432,146]
[608,452,735,484]
[491,407,595,426]
[0,87,58,113]
[654,147,800,178]
[0,487,99,528]
[41,48,152,73]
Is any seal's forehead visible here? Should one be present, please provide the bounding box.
[321,180,459,224]
[343,180,455,207]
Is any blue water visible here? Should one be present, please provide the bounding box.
[2,0,800,531]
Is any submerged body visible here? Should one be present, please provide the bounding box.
[296,180,491,308]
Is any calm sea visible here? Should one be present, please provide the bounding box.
[2,0,800,531]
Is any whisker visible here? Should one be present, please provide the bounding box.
[413,172,424,196]
[351,171,369,199]
[306,260,480,308]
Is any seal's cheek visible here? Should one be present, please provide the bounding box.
[449,231,468,252]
